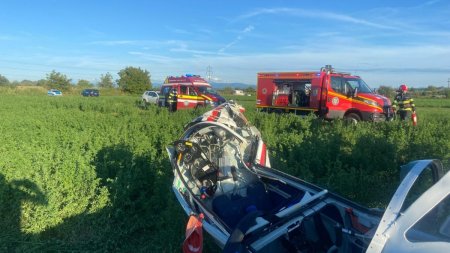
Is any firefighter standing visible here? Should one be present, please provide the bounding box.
[392,84,416,121]
[168,88,178,112]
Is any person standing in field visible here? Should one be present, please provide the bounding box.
[392,84,416,120]
[168,88,178,112]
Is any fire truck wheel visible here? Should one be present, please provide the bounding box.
[344,113,360,124]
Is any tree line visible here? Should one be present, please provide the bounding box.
[0,66,152,94]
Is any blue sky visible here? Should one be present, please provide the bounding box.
[1,0,449,87]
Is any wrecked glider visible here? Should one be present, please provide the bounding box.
[168,102,450,253]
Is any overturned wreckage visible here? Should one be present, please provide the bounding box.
[168,102,450,253]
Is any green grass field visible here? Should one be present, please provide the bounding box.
[0,91,449,252]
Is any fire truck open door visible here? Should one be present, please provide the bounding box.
[310,74,328,116]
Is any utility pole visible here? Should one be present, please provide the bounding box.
[206,65,212,82]
[448,78,450,89]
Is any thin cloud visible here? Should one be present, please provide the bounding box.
[218,36,242,53]
[350,67,450,73]
[166,40,219,55]
[236,8,397,30]
[89,40,139,46]
[236,7,450,43]
[169,43,450,85]
[412,0,441,9]
[128,51,174,63]
[218,25,255,53]
[424,0,441,5]
[322,11,396,30]
[5,42,449,86]
[315,32,342,37]
[242,25,254,33]
[128,51,148,56]
[173,29,191,35]
[406,30,450,38]
[170,47,219,55]
[165,26,192,35]
[89,39,177,49]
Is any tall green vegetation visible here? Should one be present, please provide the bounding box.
[0,95,195,252]
[99,72,114,88]
[377,85,395,98]
[45,70,72,91]
[117,67,151,94]
[77,79,93,88]
[0,74,10,86]
[252,114,449,205]
[0,92,448,252]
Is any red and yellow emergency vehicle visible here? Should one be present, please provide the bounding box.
[160,74,226,109]
[256,65,394,122]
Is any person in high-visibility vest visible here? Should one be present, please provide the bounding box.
[392,84,416,121]
[168,88,178,112]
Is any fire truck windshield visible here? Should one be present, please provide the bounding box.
[345,78,374,93]
[198,86,218,95]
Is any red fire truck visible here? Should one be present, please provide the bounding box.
[160,74,226,109]
[256,65,394,122]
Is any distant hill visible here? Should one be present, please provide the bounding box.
[210,82,255,90]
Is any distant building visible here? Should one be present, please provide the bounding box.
[233,89,245,95]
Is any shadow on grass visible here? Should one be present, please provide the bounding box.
[33,143,193,252]
[0,174,47,252]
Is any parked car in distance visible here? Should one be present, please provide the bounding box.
[142,90,159,105]
[81,89,99,97]
[47,89,62,96]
